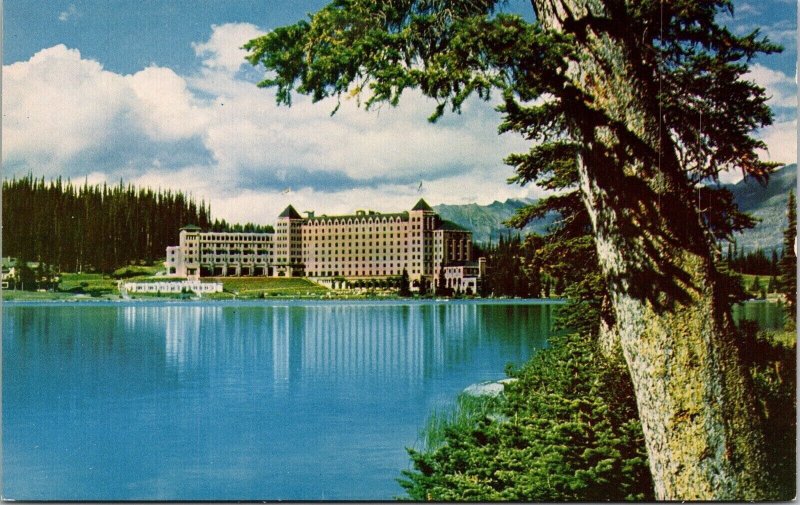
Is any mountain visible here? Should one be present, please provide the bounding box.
[434,199,557,244]
[434,164,796,250]
[726,163,796,252]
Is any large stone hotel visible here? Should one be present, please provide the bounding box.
[165,199,484,292]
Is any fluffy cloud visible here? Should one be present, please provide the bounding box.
[756,119,798,165]
[745,63,797,110]
[126,66,209,141]
[7,22,791,226]
[3,24,535,223]
[2,44,211,178]
[192,23,266,73]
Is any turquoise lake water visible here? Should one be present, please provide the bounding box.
[732,299,788,330]
[3,300,560,500]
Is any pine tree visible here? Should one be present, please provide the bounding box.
[780,191,797,325]
[768,275,778,294]
[771,249,779,276]
[437,265,447,296]
[16,257,35,291]
[246,1,780,498]
[399,268,411,297]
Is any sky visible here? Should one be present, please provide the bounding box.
[3,0,797,225]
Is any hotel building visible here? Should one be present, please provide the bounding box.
[165,199,482,290]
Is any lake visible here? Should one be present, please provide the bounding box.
[3,300,560,500]
[732,299,788,330]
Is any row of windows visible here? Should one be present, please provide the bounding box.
[307,224,408,232]
[305,233,411,240]
[311,262,407,269]
[309,268,422,277]
[198,236,271,242]
[196,258,269,264]
[307,217,408,227]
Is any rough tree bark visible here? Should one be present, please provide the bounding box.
[532,0,772,499]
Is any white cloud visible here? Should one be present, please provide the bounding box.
[2,45,211,178]
[58,4,79,22]
[193,80,526,184]
[126,66,210,141]
[735,2,761,15]
[719,119,798,183]
[3,28,532,224]
[756,119,798,165]
[202,169,540,227]
[192,23,266,73]
[4,45,129,169]
[14,21,793,227]
[745,63,797,109]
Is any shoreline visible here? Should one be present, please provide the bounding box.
[1,295,567,307]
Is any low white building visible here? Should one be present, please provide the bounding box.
[123,280,223,295]
[434,258,486,295]
[2,258,17,289]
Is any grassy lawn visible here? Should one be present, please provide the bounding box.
[740,273,784,300]
[206,277,329,297]
[8,274,335,300]
[58,272,119,296]
[111,264,164,278]
[3,290,79,301]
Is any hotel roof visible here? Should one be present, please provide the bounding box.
[437,220,469,231]
[278,205,303,219]
[411,198,433,211]
[306,211,410,222]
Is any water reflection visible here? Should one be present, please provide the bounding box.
[116,302,557,388]
[274,307,291,391]
[3,301,557,500]
[733,301,787,331]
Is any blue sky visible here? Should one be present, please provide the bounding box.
[3,0,796,224]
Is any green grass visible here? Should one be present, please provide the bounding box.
[419,392,505,451]
[740,274,781,291]
[58,272,118,296]
[111,264,164,279]
[207,277,329,297]
[10,271,410,300]
[3,290,78,301]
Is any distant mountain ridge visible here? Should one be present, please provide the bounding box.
[433,199,555,244]
[725,163,796,252]
[434,163,797,250]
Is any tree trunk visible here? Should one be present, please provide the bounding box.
[532,0,772,499]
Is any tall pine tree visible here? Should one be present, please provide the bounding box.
[246,0,781,498]
[780,191,796,326]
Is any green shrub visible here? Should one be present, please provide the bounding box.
[419,394,506,452]
[738,322,796,499]
[399,333,654,501]
[110,264,161,279]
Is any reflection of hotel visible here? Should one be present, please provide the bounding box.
[165,199,484,291]
[120,303,553,389]
[301,305,426,382]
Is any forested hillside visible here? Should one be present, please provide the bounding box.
[2,176,212,273]
[434,199,556,244]
[727,163,797,252]
[436,164,796,249]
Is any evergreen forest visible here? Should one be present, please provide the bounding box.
[2,176,271,274]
